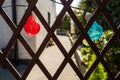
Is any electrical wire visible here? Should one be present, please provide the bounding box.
[51,0,81,10]
[2,0,80,10]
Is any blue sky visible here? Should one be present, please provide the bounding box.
[56,0,81,14]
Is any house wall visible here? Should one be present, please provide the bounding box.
[36,0,56,51]
[16,0,33,59]
[16,0,56,59]
[0,0,56,59]
[0,0,13,50]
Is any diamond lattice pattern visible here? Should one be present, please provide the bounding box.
[0,0,120,80]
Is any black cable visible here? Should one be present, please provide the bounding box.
[50,0,81,10]
[2,0,80,10]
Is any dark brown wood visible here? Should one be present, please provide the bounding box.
[5,58,22,79]
[0,0,119,79]
[0,0,4,6]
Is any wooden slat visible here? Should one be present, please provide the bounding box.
[0,0,119,79]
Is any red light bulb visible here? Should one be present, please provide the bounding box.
[24,14,40,36]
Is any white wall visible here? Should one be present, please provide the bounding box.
[0,0,13,49]
[16,0,56,59]
[0,0,56,59]
[16,0,33,59]
[36,0,56,51]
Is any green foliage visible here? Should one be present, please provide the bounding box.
[76,0,97,26]
[77,0,120,79]
[89,63,108,80]
[107,0,120,26]
[104,31,120,75]
[81,30,120,79]
[80,30,110,80]
[81,47,108,80]
[76,0,120,31]
[57,14,70,32]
